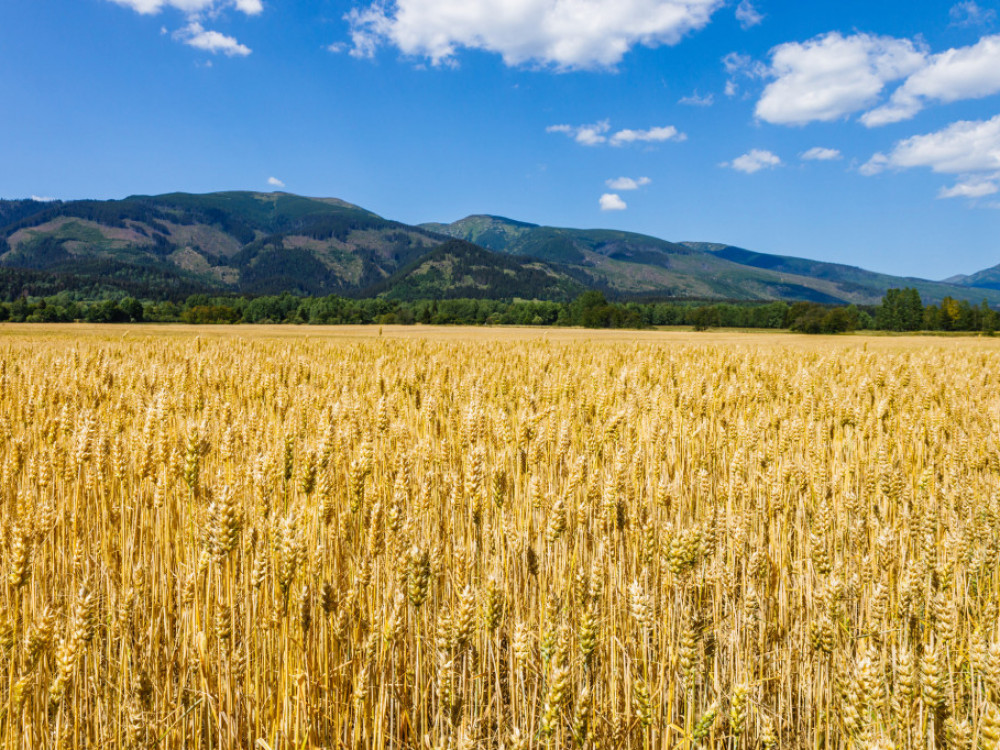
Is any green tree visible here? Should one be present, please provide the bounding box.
[876,288,923,331]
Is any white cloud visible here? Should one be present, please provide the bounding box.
[600,193,628,211]
[755,32,926,125]
[679,91,714,106]
[860,98,921,128]
[606,176,652,190]
[756,30,1000,128]
[862,35,1000,126]
[723,51,766,77]
[863,116,1000,202]
[801,147,842,161]
[863,114,1000,175]
[546,121,611,146]
[30,195,57,203]
[548,122,685,147]
[735,0,763,29]
[174,21,251,55]
[722,50,766,99]
[108,0,259,56]
[859,153,890,176]
[232,0,263,13]
[610,125,686,145]
[938,175,1000,198]
[109,0,262,16]
[268,177,286,188]
[950,1,996,27]
[722,148,782,173]
[346,0,726,70]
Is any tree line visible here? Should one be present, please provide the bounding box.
[0,287,996,334]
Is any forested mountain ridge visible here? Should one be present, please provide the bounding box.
[1,192,998,305]
[945,261,1000,292]
[367,239,585,301]
[0,192,450,298]
[425,214,1000,305]
[682,242,1000,307]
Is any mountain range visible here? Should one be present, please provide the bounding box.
[1,190,997,306]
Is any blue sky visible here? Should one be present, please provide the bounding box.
[2,0,999,278]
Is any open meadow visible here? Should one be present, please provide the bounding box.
[2,324,1000,749]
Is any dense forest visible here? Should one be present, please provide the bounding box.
[0,286,996,333]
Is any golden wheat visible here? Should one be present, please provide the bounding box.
[1,326,999,748]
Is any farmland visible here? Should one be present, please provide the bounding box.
[1,325,999,748]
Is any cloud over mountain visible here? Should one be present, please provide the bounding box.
[599,193,628,210]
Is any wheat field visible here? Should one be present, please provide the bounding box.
[2,325,1000,749]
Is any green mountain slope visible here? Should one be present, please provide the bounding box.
[422,214,1000,305]
[685,242,1000,306]
[3,194,998,306]
[422,215,700,267]
[942,262,1000,292]
[366,239,585,301]
[0,192,448,298]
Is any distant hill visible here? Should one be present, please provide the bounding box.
[424,215,1000,305]
[2,192,998,306]
[682,242,1000,306]
[942,262,1000,292]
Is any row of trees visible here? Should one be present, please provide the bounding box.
[0,287,996,333]
[784,290,999,334]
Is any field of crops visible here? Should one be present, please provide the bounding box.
[2,325,1000,749]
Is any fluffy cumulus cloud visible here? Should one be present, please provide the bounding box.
[756,29,1000,128]
[862,35,1000,126]
[547,122,685,146]
[863,114,1000,175]
[722,149,782,173]
[606,176,651,190]
[755,32,926,125]
[268,177,286,188]
[346,0,726,70]
[862,115,1000,202]
[801,147,842,161]
[599,193,628,211]
[735,0,763,29]
[174,22,251,55]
